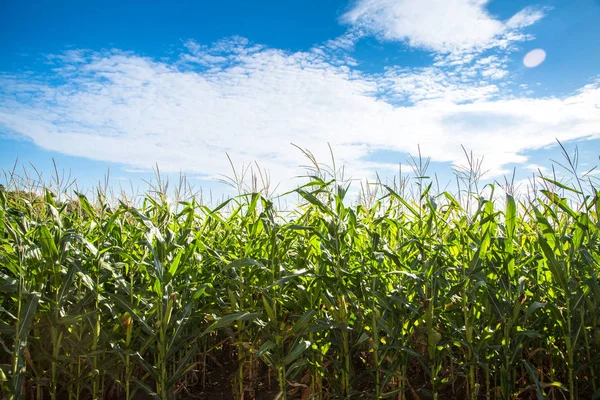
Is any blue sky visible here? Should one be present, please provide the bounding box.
[1,0,599,197]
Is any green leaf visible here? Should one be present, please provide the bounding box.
[132,377,160,399]
[167,250,183,280]
[285,357,308,379]
[39,225,58,259]
[267,268,308,289]
[383,185,419,218]
[203,312,261,335]
[540,190,577,219]
[106,292,154,335]
[258,340,276,359]
[166,303,194,357]
[17,292,40,344]
[167,344,199,387]
[523,360,546,400]
[538,235,568,290]
[288,310,316,336]
[12,292,40,395]
[63,232,98,257]
[296,189,332,215]
[76,192,97,220]
[525,301,546,319]
[505,194,516,239]
[282,340,311,367]
[540,177,582,195]
[227,258,267,271]
[58,262,78,307]
[262,295,276,323]
[0,271,19,293]
[525,302,546,319]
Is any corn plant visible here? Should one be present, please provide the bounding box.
[1,145,599,399]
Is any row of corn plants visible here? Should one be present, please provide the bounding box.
[1,151,599,399]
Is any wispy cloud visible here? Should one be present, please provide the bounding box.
[341,0,546,53]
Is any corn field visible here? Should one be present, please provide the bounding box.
[1,150,599,400]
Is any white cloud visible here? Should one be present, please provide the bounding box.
[524,163,549,173]
[341,0,546,53]
[0,39,599,193]
[523,48,546,68]
[506,7,546,29]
